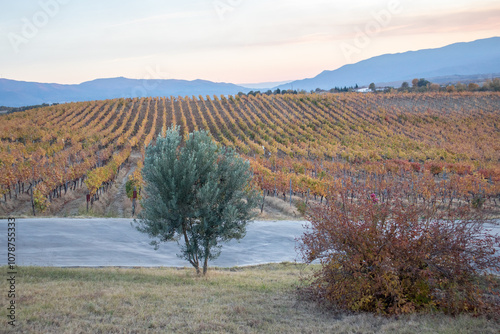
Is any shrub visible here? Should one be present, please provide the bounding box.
[425,162,444,176]
[410,162,421,173]
[298,187,500,315]
[471,196,485,210]
[33,184,50,212]
[295,200,307,216]
[125,175,142,200]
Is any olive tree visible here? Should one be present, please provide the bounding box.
[134,126,259,275]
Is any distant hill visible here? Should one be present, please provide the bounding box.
[0,77,251,107]
[2,37,500,107]
[238,80,293,89]
[275,37,500,91]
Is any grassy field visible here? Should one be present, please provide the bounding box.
[1,263,498,333]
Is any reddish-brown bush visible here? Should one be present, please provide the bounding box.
[478,168,500,182]
[446,163,472,176]
[299,187,500,315]
[425,162,444,176]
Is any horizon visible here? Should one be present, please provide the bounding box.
[1,1,500,85]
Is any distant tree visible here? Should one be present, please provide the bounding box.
[483,78,500,91]
[456,82,466,92]
[400,82,409,90]
[417,78,430,88]
[411,78,419,88]
[274,88,281,94]
[430,83,440,91]
[369,83,376,92]
[493,78,500,91]
[134,126,259,275]
[468,83,479,91]
[326,85,359,93]
[2,102,55,114]
[446,85,456,92]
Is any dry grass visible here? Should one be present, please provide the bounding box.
[256,195,304,221]
[1,263,498,333]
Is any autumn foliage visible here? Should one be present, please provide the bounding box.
[299,186,500,315]
[0,92,499,216]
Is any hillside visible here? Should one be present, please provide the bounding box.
[0,77,251,108]
[276,37,500,91]
[0,92,499,217]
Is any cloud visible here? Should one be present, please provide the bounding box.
[105,10,207,28]
[398,8,500,34]
[2,0,499,84]
[337,7,500,39]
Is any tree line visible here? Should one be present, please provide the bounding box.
[237,78,500,97]
[370,77,500,93]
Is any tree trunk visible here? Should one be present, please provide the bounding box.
[182,220,200,274]
[31,185,36,216]
[203,255,209,275]
[260,189,266,213]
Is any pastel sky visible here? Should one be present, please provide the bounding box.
[0,0,499,85]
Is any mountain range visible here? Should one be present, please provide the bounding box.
[1,37,499,107]
[276,37,500,91]
[0,78,251,108]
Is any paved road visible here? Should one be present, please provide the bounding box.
[1,218,498,268]
[1,218,310,267]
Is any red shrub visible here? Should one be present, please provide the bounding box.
[299,188,500,315]
[446,163,472,176]
[478,168,500,182]
[424,162,444,176]
[410,162,421,173]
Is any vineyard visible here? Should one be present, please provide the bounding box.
[0,92,499,216]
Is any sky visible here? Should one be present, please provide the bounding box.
[0,0,499,85]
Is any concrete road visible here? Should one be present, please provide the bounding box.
[0,218,310,267]
[1,218,498,268]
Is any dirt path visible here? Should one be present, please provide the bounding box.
[103,151,142,217]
